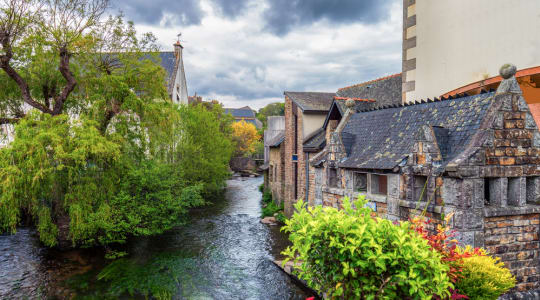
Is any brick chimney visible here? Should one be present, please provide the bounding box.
[174,41,183,60]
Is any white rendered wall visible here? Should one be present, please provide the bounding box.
[172,47,189,105]
[408,0,540,102]
[302,113,326,139]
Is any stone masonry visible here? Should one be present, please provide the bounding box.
[310,65,540,293]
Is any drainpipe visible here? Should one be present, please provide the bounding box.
[305,152,309,203]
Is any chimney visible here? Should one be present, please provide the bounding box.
[174,41,183,60]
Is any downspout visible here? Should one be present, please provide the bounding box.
[305,152,309,203]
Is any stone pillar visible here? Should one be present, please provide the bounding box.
[489,177,508,207]
[387,174,400,220]
[526,177,540,205]
[508,177,526,207]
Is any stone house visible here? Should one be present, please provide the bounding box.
[262,116,285,202]
[309,65,540,292]
[283,92,335,216]
[266,131,286,205]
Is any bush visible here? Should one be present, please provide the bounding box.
[411,215,515,299]
[282,197,452,299]
[275,211,287,223]
[455,255,515,300]
[261,201,283,218]
[262,189,272,204]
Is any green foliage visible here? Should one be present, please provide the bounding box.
[258,184,264,193]
[262,189,273,204]
[174,104,234,194]
[455,255,515,300]
[69,252,205,300]
[256,102,284,128]
[0,103,231,248]
[282,197,452,299]
[275,211,287,223]
[0,9,234,251]
[261,201,283,218]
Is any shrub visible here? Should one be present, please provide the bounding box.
[410,216,484,284]
[455,255,515,300]
[275,211,287,223]
[262,189,273,204]
[282,197,452,299]
[261,201,283,218]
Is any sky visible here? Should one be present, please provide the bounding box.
[111,0,403,110]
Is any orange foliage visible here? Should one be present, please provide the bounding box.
[410,214,485,283]
[231,120,260,156]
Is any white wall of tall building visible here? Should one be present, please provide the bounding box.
[302,114,326,139]
[406,0,540,102]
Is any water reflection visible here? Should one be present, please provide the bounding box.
[0,177,311,299]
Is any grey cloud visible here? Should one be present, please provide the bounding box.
[210,0,249,18]
[263,0,394,35]
[112,0,394,36]
[111,0,204,25]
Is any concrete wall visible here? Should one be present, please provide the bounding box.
[403,0,540,102]
[302,113,326,139]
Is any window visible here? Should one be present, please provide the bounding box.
[371,174,388,195]
[329,168,338,188]
[484,178,491,205]
[414,176,428,201]
[354,172,368,192]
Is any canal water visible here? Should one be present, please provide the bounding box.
[0,176,312,299]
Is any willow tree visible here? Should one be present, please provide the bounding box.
[0,0,228,251]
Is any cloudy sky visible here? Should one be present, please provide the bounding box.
[111,0,402,109]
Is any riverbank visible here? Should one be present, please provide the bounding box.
[0,177,313,299]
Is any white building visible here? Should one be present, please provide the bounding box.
[402,0,540,104]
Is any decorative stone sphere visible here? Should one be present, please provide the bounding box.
[499,64,517,79]
[345,99,355,108]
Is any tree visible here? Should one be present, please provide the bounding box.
[0,0,110,121]
[0,1,234,251]
[256,102,284,128]
[174,103,234,194]
[231,120,260,157]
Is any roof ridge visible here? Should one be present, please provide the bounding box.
[338,73,402,92]
[285,91,335,94]
[357,92,490,113]
[333,96,376,102]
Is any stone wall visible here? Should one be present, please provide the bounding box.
[284,96,306,216]
[229,157,256,172]
[269,146,285,205]
[485,213,540,291]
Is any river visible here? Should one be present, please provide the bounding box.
[0,176,312,299]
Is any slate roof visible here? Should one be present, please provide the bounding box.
[267,131,285,148]
[303,128,326,151]
[225,106,256,118]
[339,92,495,170]
[241,118,263,128]
[284,92,335,112]
[158,52,176,82]
[337,73,402,108]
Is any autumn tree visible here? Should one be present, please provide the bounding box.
[231,120,260,157]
